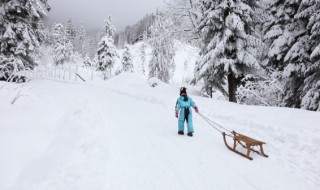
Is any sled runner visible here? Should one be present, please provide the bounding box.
[222,131,268,160]
[198,113,268,160]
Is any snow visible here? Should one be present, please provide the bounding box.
[171,41,199,84]
[117,41,199,85]
[1,72,320,190]
[311,43,320,60]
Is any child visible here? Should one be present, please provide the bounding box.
[175,87,199,137]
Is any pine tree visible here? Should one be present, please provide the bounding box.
[297,0,320,111]
[104,16,116,38]
[261,0,304,108]
[148,15,175,83]
[194,0,263,102]
[262,0,302,70]
[122,44,133,72]
[96,36,118,79]
[261,0,320,111]
[96,16,119,80]
[0,0,50,81]
[52,23,73,65]
[65,19,76,44]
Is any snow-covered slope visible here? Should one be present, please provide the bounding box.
[0,73,319,190]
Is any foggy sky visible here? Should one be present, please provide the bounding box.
[45,0,166,31]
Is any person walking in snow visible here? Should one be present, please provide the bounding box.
[175,87,199,137]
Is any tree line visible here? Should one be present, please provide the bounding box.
[0,0,319,111]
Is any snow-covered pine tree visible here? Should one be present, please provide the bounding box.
[252,0,320,111]
[148,15,175,83]
[104,16,116,38]
[96,36,118,79]
[262,0,301,70]
[261,0,304,108]
[52,23,74,65]
[259,0,312,110]
[52,23,65,45]
[194,0,263,102]
[96,16,119,80]
[65,19,76,44]
[122,44,133,72]
[0,0,50,81]
[296,0,320,111]
[273,0,320,110]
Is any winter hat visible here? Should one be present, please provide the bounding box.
[180,87,187,95]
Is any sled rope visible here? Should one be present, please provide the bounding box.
[197,112,232,134]
[197,112,268,160]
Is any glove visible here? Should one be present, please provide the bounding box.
[195,107,199,113]
[175,111,178,118]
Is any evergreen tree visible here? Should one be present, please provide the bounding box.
[96,36,118,79]
[296,0,320,111]
[194,0,263,102]
[261,0,320,111]
[148,15,175,83]
[262,0,304,108]
[0,0,50,81]
[65,19,76,44]
[96,16,119,80]
[104,16,116,38]
[262,0,301,70]
[122,44,133,72]
[52,23,73,65]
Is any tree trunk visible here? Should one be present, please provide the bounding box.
[228,70,237,103]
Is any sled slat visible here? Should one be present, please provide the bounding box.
[234,132,265,146]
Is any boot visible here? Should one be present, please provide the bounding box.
[187,132,193,137]
[178,131,184,135]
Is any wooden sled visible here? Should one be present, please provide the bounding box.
[222,131,268,160]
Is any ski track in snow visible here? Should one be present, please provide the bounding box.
[1,74,320,190]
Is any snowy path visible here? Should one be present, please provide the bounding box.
[1,74,319,190]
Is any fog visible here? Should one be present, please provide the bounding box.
[45,0,166,31]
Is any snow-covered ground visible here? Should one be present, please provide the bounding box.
[1,73,319,190]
